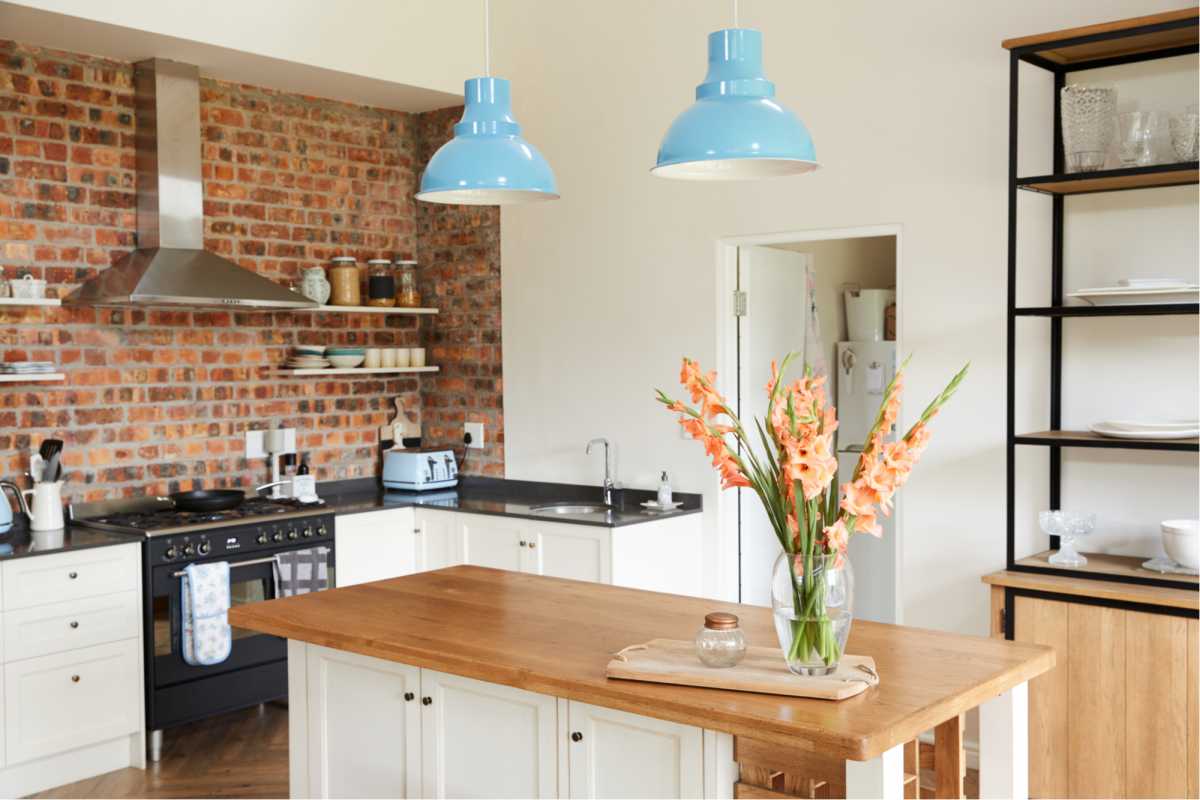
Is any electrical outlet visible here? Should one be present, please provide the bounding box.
[464,422,485,450]
[245,430,266,459]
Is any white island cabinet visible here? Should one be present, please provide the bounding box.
[293,642,713,800]
[335,506,701,596]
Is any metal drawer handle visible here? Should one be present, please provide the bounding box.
[69,621,79,629]
[68,571,78,579]
[71,674,80,683]
[528,542,536,549]
[571,731,583,742]
[421,696,432,706]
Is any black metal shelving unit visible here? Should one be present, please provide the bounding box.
[1005,12,1200,592]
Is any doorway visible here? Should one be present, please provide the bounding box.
[715,226,902,623]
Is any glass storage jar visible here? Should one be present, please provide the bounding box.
[328,256,361,306]
[366,259,396,307]
[695,612,746,668]
[395,259,421,308]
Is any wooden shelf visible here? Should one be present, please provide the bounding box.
[1016,163,1198,195]
[0,373,64,383]
[1002,8,1198,67]
[1015,302,1198,317]
[277,367,439,376]
[0,297,61,307]
[294,305,438,315]
[1012,550,1198,588]
[1015,430,1199,451]
[984,566,1198,610]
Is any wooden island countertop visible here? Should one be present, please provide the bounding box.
[230,565,1053,762]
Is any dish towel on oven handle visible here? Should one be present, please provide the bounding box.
[181,561,232,666]
[274,546,331,598]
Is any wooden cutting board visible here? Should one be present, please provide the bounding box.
[606,639,879,701]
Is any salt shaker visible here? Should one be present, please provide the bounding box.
[695,612,746,668]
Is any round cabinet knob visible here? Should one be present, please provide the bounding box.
[421,696,432,706]
[183,544,195,557]
[404,692,415,702]
[198,542,211,555]
[571,732,583,742]
[164,547,177,560]
[68,571,78,580]
[272,532,284,543]
[302,527,313,538]
[256,534,268,545]
[528,542,537,550]
[69,620,79,629]
[70,674,80,683]
[519,540,527,547]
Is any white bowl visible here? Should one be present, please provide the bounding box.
[1161,519,1199,569]
[327,354,365,369]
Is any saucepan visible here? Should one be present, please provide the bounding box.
[170,489,247,512]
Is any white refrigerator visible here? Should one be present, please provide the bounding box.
[835,341,898,624]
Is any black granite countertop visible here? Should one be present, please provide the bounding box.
[0,518,141,561]
[318,476,703,528]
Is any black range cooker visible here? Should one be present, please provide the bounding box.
[70,496,336,762]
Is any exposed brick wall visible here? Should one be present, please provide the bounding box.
[0,39,502,502]
[415,107,504,477]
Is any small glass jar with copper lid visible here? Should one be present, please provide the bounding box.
[695,612,746,668]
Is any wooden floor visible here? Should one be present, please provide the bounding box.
[32,703,289,799]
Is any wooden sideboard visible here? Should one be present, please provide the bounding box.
[984,570,1199,799]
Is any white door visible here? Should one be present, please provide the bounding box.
[459,516,524,571]
[420,669,558,799]
[524,523,610,583]
[334,508,415,587]
[566,700,703,799]
[737,245,812,605]
[414,510,462,572]
[306,645,421,798]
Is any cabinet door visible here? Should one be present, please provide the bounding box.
[567,700,703,799]
[421,668,558,799]
[306,645,421,799]
[415,510,462,572]
[1125,610,1190,799]
[1013,595,1069,799]
[459,516,524,572]
[1068,602,1126,799]
[524,523,610,584]
[334,508,415,587]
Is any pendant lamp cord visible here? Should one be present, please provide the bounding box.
[484,0,492,77]
[732,0,739,27]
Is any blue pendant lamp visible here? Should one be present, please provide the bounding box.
[417,0,558,205]
[653,1,817,180]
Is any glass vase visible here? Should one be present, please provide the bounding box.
[771,551,854,676]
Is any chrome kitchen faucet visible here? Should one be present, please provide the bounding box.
[585,438,617,506]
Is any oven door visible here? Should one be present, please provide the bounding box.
[150,549,314,688]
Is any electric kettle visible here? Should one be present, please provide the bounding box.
[0,481,25,534]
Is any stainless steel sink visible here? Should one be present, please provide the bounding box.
[529,502,613,516]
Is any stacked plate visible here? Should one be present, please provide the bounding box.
[0,361,56,374]
[1068,278,1199,306]
[1090,419,1199,439]
[285,350,331,370]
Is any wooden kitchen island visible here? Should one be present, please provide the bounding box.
[230,566,1053,800]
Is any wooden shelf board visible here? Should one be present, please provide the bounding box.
[1017,164,1198,195]
[276,367,439,376]
[294,305,438,315]
[1015,302,1198,317]
[984,564,1199,611]
[1015,430,1199,451]
[0,373,65,383]
[1002,8,1198,64]
[0,297,61,307]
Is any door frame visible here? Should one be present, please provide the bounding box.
[713,223,905,618]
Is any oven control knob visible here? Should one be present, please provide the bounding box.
[183,544,195,557]
[256,533,268,545]
[302,526,313,538]
[272,531,284,543]
[197,542,211,555]
[317,525,327,537]
[164,546,177,560]
[287,528,298,540]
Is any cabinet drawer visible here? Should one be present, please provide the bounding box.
[1,544,139,610]
[5,638,140,765]
[3,590,140,662]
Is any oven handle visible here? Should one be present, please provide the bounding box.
[171,555,278,578]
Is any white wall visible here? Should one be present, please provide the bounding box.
[494,0,1199,632]
[772,236,896,374]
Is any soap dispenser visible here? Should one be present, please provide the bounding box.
[657,471,673,508]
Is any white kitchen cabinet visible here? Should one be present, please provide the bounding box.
[567,700,704,799]
[306,645,421,799]
[2,590,139,662]
[420,668,559,799]
[334,507,415,587]
[524,523,610,584]
[1,545,139,610]
[413,510,459,572]
[458,515,526,572]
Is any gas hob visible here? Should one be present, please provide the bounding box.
[70,495,329,536]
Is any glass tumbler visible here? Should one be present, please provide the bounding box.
[1061,85,1116,173]
[1169,105,1199,162]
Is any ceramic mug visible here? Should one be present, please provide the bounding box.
[411,347,426,367]
[364,348,382,369]
[381,348,397,368]
[395,348,411,368]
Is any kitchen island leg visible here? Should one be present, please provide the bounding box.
[979,680,1029,800]
[845,742,904,799]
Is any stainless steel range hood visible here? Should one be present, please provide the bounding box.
[66,59,316,310]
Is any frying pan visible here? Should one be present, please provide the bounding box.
[170,490,247,512]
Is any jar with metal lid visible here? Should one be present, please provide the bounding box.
[394,259,421,308]
[328,256,361,306]
[695,612,746,668]
[366,259,396,307]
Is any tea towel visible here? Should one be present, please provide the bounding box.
[274,546,331,597]
[181,561,232,666]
